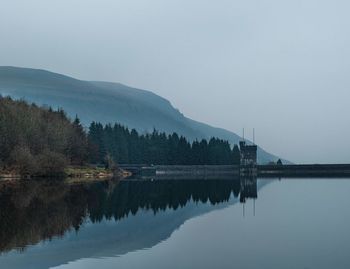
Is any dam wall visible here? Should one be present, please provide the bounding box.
[154,165,240,180]
[258,164,350,177]
[120,164,350,179]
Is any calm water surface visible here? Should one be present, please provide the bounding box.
[0,178,350,269]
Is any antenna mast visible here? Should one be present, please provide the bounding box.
[253,128,255,145]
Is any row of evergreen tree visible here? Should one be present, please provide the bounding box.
[0,97,241,175]
[88,122,241,165]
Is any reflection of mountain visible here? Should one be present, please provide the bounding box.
[0,178,264,269]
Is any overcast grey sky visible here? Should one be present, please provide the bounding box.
[1,0,349,163]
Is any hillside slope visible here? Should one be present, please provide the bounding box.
[0,66,282,163]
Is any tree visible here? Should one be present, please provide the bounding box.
[0,97,89,176]
[9,146,36,175]
[67,116,88,165]
[87,121,241,166]
[232,144,241,165]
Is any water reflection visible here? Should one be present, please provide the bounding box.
[2,177,350,269]
[0,177,258,255]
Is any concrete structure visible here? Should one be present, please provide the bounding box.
[239,141,257,166]
[239,141,258,177]
[258,164,350,177]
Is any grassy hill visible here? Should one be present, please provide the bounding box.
[0,66,282,163]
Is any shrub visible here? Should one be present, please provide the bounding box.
[36,150,68,176]
[10,146,37,175]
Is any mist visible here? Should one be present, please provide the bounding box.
[1,0,349,163]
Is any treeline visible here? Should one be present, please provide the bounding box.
[0,97,240,176]
[88,122,241,165]
[0,96,88,175]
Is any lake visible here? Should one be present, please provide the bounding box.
[0,177,350,269]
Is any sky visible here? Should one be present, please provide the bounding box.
[0,0,349,164]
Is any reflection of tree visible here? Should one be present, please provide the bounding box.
[88,180,242,223]
[0,178,257,253]
[0,180,89,253]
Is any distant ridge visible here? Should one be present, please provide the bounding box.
[0,66,284,164]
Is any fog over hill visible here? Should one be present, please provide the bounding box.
[0,66,283,164]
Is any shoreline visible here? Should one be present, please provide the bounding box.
[0,166,132,182]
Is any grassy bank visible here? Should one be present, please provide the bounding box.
[0,166,131,181]
[65,166,113,179]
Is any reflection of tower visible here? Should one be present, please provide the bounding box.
[253,199,256,217]
[240,177,258,203]
[240,176,258,217]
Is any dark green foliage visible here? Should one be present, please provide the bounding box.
[0,96,88,175]
[0,96,240,175]
[88,122,241,165]
[232,144,241,165]
[66,116,88,165]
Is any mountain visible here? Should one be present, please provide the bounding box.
[0,66,282,163]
